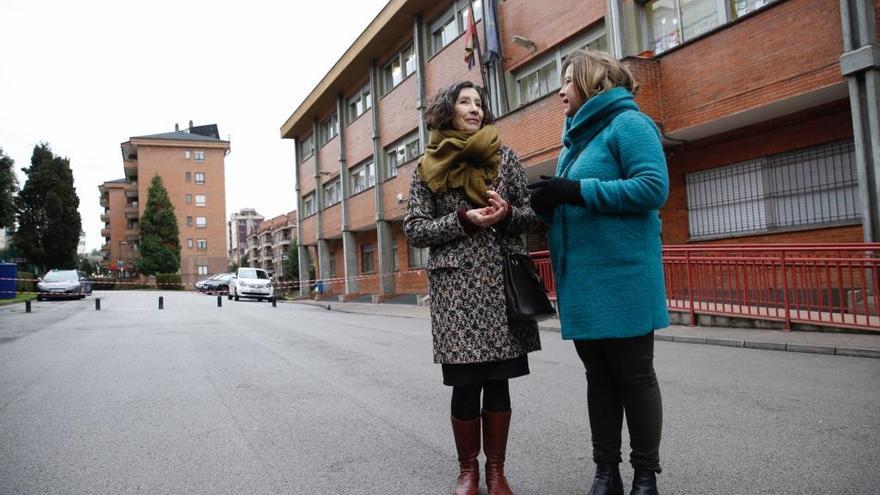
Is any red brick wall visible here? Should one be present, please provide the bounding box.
[378,76,419,147]
[495,93,564,165]
[662,100,857,245]
[318,135,339,176]
[498,0,605,72]
[382,161,418,220]
[344,109,373,165]
[394,223,429,294]
[348,190,376,231]
[356,230,379,294]
[299,156,316,196]
[625,57,663,123]
[321,203,342,238]
[424,22,479,99]
[301,214,317,245]
[658,0,845,133]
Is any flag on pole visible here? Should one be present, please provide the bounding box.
[484,0,501,63]
[464,3,478,70]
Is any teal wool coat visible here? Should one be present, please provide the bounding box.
[546,87,670,340]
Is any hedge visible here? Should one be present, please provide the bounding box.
[156,273,183,290]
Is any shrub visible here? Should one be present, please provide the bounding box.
[156,273,183,290]
[17,271,35,293]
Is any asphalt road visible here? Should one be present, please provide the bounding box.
[1,291,878,494]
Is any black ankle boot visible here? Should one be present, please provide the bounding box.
[588,463,623,495]
[629,469,658,495]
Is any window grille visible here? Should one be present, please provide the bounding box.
[686,140,860,239]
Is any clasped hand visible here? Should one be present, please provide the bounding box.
[464,190,509,227]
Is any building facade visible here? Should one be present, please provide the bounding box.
[245,211,297,278]
[281,0,880,300]
[100,123,230,285]
[227,208,265,268]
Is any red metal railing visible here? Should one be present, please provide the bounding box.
[533,244,880,332]
[530,251,555,299]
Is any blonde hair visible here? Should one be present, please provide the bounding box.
[560,49,638,100]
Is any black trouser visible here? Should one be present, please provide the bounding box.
[451,380,511,420]
[574,331,662,472]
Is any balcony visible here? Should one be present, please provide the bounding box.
[100,212,110,222]
[123,160,138,180]
[124,203,139,219]
[101,228,111,239]
[124,182,138,198]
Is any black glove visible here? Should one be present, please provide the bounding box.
[527,175,584,216]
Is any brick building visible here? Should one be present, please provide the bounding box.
[281,0,880,300]
[100,123,230,285]
[245,210,297,278]
[228,208,265,268]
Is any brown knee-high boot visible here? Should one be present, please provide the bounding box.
[482,409,513,495]
[451,416,481,495]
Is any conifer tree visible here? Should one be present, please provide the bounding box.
[13,143,82,271]
[0,147,17,229]
[137,175,180,275]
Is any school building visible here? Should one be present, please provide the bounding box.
[280,0,880,301]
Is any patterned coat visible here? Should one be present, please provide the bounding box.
[404,146,543,364]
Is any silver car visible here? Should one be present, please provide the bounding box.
[36,269,92,300]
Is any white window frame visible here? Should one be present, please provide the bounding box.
[347,84,372,124]
[187,238,193,248]
[194,150,205,162]
[184,150,191,159]
[194,172,205,184]
[643,0,775,55]
[195,194,206,206]
[197,265,209,276]
[322,179,341,208]
[196,216,207,228]
[510,25,607,108]
[381,44,416,95]
[350,160,376,195]
[428,0,483,57]
[196,238,208,251]
[185,194,192,204]
[319,112,339,146]
[384,132,422,179]
[408,244,429,268]
[302,192,316,217]
[299,133,315,162]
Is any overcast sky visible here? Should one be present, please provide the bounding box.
[0,0,388,251]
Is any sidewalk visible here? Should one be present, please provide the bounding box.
[293,299,880,359]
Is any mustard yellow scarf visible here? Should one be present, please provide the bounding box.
[417,125,501,206]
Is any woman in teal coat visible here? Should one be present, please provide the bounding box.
[528,50,669,495]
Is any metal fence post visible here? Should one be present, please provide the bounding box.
[686,250,696,326]
[781,249,791,331]
[217,295,222,307]
[25,299,31,313]
[158,296,164,310]
[95,298,101,311]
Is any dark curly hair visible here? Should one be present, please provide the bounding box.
[424,80,495,131]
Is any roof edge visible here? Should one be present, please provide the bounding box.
[280,0,405,139]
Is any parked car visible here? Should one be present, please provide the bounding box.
[229,267,273,302]
[195,273,228,292]
[204,273,234,293]
[36,269,92,301]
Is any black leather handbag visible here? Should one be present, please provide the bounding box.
[496,232,556,323]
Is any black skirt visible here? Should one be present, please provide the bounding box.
[441,355,530,386]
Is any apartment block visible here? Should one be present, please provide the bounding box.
[228,208,265,268]
[100,123,230,286]
[245,211,297,278]
[281,0,880,300]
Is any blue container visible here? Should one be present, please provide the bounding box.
[0,263,17,299]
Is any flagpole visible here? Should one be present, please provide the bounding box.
[469,0,491,102]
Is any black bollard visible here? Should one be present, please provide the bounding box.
[272,297,277,307]
[25,299,31,313]
[158,296,164,310]
[217,295,222,307]
[95,298,101,311]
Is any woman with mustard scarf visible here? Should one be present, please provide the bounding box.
[404,81,543,495]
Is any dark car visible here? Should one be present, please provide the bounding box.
[36,269,92,300]
[203,273,234,294]
[195,273,222,292]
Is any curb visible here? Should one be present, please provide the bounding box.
[541,323,880,359]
